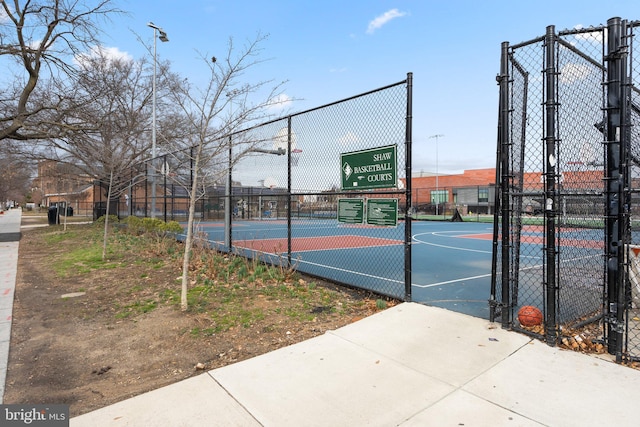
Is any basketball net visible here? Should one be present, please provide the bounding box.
[291,148,302,167]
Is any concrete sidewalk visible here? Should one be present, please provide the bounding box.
[2,208,640,425]
[0,208,21,403]
[70,303,640,426]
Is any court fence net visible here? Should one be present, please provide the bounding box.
[95,75,413,301]
[491,17,640,362]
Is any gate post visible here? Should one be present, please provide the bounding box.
[543,25,559,346]
[492,41,511,327]
[404,72,413,302]
[604,17,630,360]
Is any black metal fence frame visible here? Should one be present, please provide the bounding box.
[96,74,414,301]
[492,17,640,362]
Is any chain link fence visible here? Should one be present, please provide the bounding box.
[492,18,640,362]
[101,75,413,301]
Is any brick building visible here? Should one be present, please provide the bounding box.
[410,168,497,215]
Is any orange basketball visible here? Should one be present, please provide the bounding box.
[518,305,543,326]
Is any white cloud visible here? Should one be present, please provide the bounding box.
[559,62,594,84]
[366,9,407,34]
[570,24,604,45]
[74,45,133,68]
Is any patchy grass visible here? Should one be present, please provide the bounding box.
[32,220,395,333]
[8,218,399,417]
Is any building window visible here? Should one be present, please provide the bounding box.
[478,188,489,203]
[431,190,448,204]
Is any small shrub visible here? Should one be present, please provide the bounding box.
[161,220,183,234]
[125,216,144,234]
[140,217,163,232]
[94,214,119,226]
[124,216,183,237]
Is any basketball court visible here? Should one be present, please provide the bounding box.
[191,219,496,319]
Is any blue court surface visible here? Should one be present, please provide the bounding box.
[192,219,496,319]
[410,221,494,319]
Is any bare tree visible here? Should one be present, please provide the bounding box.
[0,143,31,209]
[0,0,121,142]
[31,46,184,258]
[167,33,288,311]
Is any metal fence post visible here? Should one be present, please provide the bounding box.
[225,138,232,250]
[492,41,511,326]
[404,72,413,302]
[287,117,293,267]
[604,17,629,360]
[543,25,559,346]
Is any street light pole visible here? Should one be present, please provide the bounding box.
[147,22,169,218]
[429,134,444,216]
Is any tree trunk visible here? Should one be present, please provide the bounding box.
[180,144,204,311]
[102,169,114,261]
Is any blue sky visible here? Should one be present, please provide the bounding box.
[107,0,638,175]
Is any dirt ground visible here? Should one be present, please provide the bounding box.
[4,215,392,417]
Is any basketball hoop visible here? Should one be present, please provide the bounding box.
[291,148,303,167]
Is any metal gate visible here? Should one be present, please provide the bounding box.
[491,17,640,362]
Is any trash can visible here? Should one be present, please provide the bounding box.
[93,206,106,221]
[66,206,74,217]
[48,206,59,225]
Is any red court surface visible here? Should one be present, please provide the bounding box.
[458,233,493,240]
[457,232,603,249]
[233,235,403,253]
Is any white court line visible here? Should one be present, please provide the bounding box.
[198,228,600,291]
[197,229,496,289]
[200,238,412,286]
[296,258,406,284]
[414,252,601,290]
[412,231,493,254]
[258,245,490,290]
[412,230,557,260]
[411,229,502,289]
[413,273,492,289]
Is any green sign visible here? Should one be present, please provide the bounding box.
[341,145,397,190]
[337,198,364,224]
[366,198,398,226]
